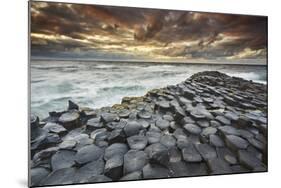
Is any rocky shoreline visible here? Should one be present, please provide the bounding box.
[30,71,267,187]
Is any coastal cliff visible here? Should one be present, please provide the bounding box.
[30,71,267,186]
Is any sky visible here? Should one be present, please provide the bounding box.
[30,1,267,63]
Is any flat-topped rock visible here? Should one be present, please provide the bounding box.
[120,171,142,181]
[104,143,128,161]
[209,134,225,147]
[195,144,217,161]
[127,135,148,150]
[40,167,76,186]
[58,111,80,129]
[215,116,231,125]
[183,123,202,135]
[238,150,265,170]
[107,129,126,144]
[86,117,103,130]
[182,143,202,162]
[75,159,105,183]
[207,158,232,174]
[43,122,67,135]
[142,163,169,179]
[104,155,123,180]
[101,113,119,123]
[145,143,169,166]
[155,118,170,130]
[124,121,142,136]
[160,135,176,148]
[75,145,104,165]
[225,135,249,151]
[146,131,161,144]
[90,128,108,142]
[123,150,148,174]
[51,150,76,171]
[30,167,50,186]
[59,140,77,150]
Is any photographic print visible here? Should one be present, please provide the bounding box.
[29,1,268,187]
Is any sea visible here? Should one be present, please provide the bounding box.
[30,60,267,118]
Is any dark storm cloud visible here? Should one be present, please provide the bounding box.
[30,1,267,61]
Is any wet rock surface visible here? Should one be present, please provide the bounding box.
[30,71,267,186]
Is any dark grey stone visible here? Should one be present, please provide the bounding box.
[118,109,131,118]
[225,135,249,151]
[43,122,67,135]
[51,150,76,171]
[155,118,170,130]
[182,143,202,162]
[75,145,104,165]
[68,100,79,110]
[30,167,50,186]
[238,150,265,170]
[120,171,142,181]
[87,175,112,183]
[197,120,210,128]
[137,111,152,119]
[104,143,128,161]
[224,154,237,165]
[127,135,148,150]
[40,168,76,186]
[218,126,240,136]
[75,159,105,183]
[104,155,123,180]
[86,117,103,130]
[168,147,182,163]
[201,127,217,137]
[183,123,202,135]
[160,135,176,148]
[146,131,161,144]
[58,111,80,129]
[215,116,231,125]
[195,144,217,161]
[142,164,169,179]
[123,150,148,174]
[90,128,108,142]
[59,140,77,150]
[101,113,119,123]
[207,158,232,174]
[209,134,225,147]
[225,111,239,121]
[124,121,142,136]
[145,143,169,166]
[108,129,126,144]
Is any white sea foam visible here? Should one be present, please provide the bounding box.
[31,60,267,118]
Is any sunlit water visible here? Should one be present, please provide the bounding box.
[31,60,267,118]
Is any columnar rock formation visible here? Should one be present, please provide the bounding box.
[30,71,267,186]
